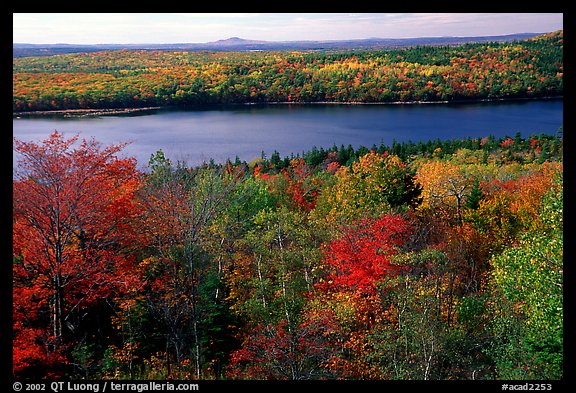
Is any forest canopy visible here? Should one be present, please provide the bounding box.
[13,129,563,380]
[13,31,563,112]
[12,28,563,381]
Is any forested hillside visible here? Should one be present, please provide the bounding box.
[13,130,563,380]
[13,31,562,112]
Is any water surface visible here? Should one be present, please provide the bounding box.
[13,99,563,169]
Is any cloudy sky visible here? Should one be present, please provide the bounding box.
[13,13,563,45]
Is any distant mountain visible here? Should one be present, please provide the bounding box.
[209,37,268,46]
[13,33,543,57]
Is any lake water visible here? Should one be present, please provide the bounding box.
[13,99,563,170]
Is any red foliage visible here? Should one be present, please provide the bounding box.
[319,214,412,294]
[282,158,321,212]
[326,161,340,175]
[12,131,142,377]
[226,312,339,379]
[253,163,277,181]
[529,137,542,155]
[500,137,515,148]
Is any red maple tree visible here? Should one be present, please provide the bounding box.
[319,213,412,294]
[13,131,142,376]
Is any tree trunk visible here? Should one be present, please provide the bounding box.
[52,273,65,342]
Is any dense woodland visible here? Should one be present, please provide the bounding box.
[13,31,562,112]
[13,30,563,381]
[13,129,563,380]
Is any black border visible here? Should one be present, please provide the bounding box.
[8,6,572,391]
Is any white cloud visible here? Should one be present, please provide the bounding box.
[13,12,563,44]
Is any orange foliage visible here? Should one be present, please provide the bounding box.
[13,131,142,377]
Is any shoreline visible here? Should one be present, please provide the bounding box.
[13,106,163,118]
[262,95,563,106]
[13,96,563,118]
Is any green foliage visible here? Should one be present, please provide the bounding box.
[465,179,484,210]
[311,151,421,231]
[238,206,320,327]
[487,172,562,379]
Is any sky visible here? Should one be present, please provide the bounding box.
[13,13,563,45]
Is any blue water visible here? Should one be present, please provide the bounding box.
[13,99,563,169]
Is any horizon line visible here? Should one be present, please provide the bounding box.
[12,30,559,47]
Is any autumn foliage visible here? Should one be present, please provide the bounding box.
[13,131,142,377]
[12,33,563,380]
[13,31,563,111]
[319,214,411,294]
[12,127,562,380]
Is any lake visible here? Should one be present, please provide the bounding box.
[13,99,563,170]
